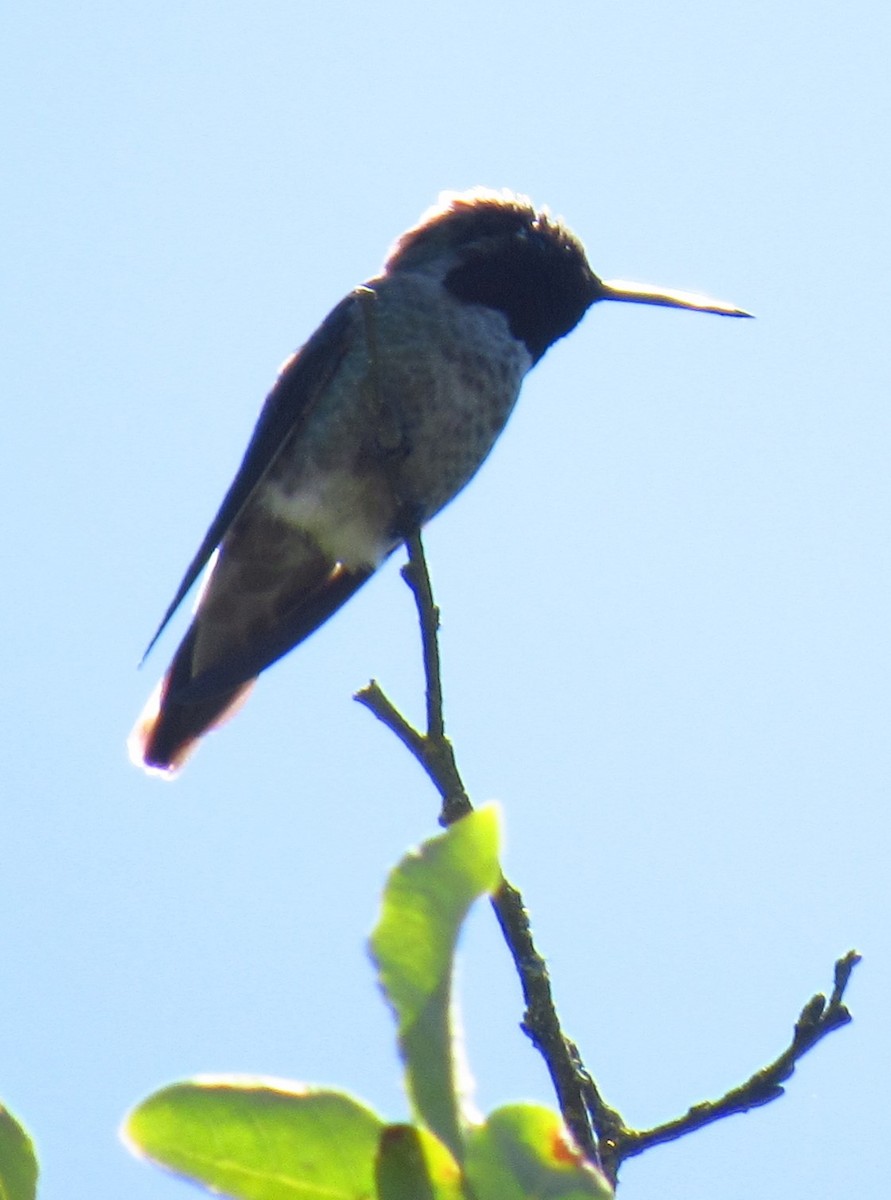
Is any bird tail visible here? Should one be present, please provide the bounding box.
[128,540,376,777]
[128,625,256,777]
[127,679,256,778]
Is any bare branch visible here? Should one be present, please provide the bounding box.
[356,532,601,1170]
[401,533,444,742]
[591,952,860,1179]
[356,533,859,1189]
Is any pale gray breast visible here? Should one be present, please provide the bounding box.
[259,272,532,558]
[370,274,533,521]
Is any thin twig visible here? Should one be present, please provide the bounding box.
[356,532,602,1170]
[355,681,427,763]
[589,951,860,1180]
[349,280,858,1189]
[354,531,860,1190]
[489,875,602,1170]
[360,547,859,1190]
[401,533,444,742]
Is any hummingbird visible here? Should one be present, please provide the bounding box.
[130,188,750,776]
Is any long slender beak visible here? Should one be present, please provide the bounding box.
[599,278,752,318]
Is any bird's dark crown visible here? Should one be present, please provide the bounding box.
[386,189,601,364]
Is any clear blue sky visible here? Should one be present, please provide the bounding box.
[2,3,888,1198]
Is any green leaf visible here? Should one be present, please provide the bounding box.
[375,1124,468,1200]
[0,1101,38,1200]
[370,806,501,1157]
[465,1105,613,1200]
[123,1076,384,1200]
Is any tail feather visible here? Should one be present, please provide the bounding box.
[128,625,257,777]
[129,516,376,775]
